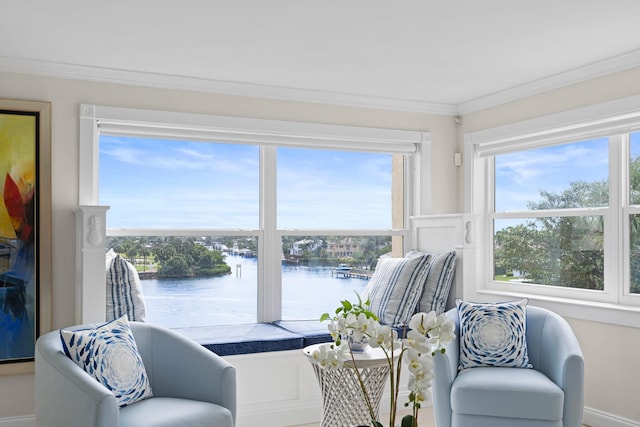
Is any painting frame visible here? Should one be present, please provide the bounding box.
[0,99,51,375]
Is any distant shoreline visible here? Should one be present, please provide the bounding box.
[137,271,231,280]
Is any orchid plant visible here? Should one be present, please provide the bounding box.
[315,294,455,427]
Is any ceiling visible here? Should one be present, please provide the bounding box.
[2,0,640,114]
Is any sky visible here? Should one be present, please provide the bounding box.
[495,137,610,212]
[100,133,640,231]
[98,136,392,230]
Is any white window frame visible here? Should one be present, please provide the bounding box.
[464,96,640,327]
[79,104,428,323]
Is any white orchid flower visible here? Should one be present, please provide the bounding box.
[327,350,344,369]
[408,311,437,335]
[405,329,430,353]
[369,324,394,348]
[311,345,331,368]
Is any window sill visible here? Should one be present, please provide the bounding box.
[475,289,640,329]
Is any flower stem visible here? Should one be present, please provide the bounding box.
[347,342,377,423]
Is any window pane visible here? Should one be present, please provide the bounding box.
[629,132,640,205]
[99,136,259,228]
[106,235,258,327]
[277,148,392,229]
[495,138,608,212]
[281,235,392,320]
[629,214,640,294]
[494,217,603,290]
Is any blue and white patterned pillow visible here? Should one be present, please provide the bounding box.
[60,315,153,406]
[457,299,532,370]
[364,255,431,327]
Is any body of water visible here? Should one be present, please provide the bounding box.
[141,255,369,328]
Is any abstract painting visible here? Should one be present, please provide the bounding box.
[0,99,50,373]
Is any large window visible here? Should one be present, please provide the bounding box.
[468,101,640,309]
[84,106,423,327]
[493,138,608,291]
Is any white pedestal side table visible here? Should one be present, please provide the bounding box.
[303,343,391,427]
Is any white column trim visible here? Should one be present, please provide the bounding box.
[75,205,109,324]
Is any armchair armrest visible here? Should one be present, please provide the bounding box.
[431,308,459,427]
[35,331,119,427]
[530,309,584,427]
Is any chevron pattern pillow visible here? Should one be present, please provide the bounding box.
[457,299,532,370]
[60,315,153,406]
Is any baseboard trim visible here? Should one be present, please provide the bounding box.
[0,415,35,427]
[4,405,638,427]
[583,406,640,427]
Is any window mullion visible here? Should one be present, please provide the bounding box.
[607,135,624,303]
[259,146,281,322]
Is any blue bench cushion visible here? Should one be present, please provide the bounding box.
[174,321,407,357]
[173,323,303,356]
[273,320,333,346]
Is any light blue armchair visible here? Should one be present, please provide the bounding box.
[433,305,584,427]
[35,321,236,427]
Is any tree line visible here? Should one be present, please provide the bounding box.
[106,236,231,278]
[106,235,392,278]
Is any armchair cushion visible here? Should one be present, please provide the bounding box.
[60,315,153,407]
[451,367,564,421]
[119,397,232,427]
[457,299,532,370]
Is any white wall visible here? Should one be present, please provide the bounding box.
[460,66,640,425]
[0,71,457,420]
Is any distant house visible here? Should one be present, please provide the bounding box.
[325,237,358,258]
[290,239,321,256]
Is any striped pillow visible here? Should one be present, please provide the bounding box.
[364,255,431,327]
[106,254,146,322]
[408,251,456,315]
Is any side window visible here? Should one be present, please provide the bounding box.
[492,138,608,290]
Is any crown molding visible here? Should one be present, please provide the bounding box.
[456,49,640,115]
[2,50,639,117]
[0,56,457,116]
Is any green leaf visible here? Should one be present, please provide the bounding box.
[401,414,416,427]
[320,313,329,322]
[372,421,384,427]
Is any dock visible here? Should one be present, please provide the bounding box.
[331,268,373,280]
